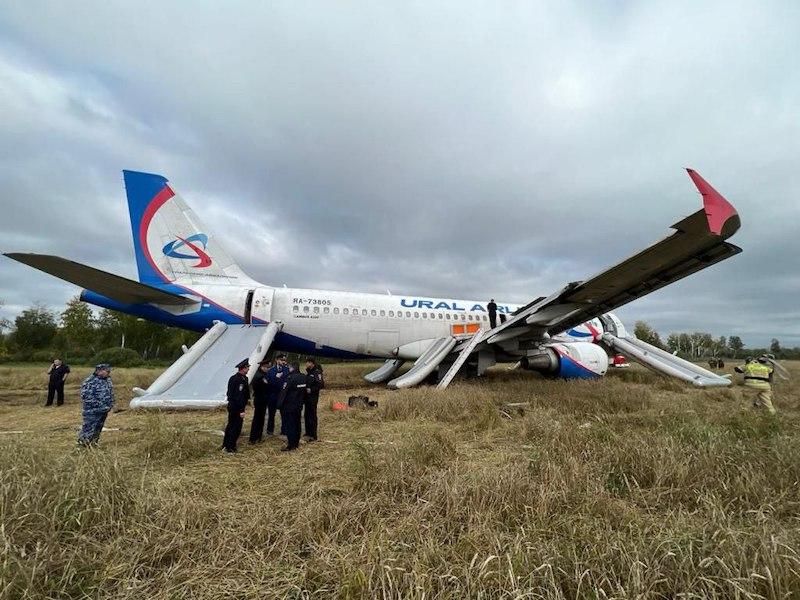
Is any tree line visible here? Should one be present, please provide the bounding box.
[0,297,200,366]
[633,321,799,360]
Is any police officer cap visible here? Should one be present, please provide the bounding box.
[235,358,250,369]
[95,363,112,371]
[276,353,287,360]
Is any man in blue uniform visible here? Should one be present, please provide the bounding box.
[304,357,324,441]
[248,359,271,443]
[223,359,250,453]
[266,354,289,436]
[277,362,309,452]
[78,364,114,446]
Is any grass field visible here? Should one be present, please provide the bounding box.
[2,361,800,599]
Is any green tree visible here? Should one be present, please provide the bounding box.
[770,338,781,357]
[0,299,11,335]
[728,335,743,358]
[666,332,681,353]
[634,321,664,348]
[93,309,193,360]
[60,296,96,354]
[10,303,57,350]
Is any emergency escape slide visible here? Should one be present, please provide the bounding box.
[131,321,282,409]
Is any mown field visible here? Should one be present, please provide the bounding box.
[2,361,800,599]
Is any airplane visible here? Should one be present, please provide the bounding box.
[4,168,742,408]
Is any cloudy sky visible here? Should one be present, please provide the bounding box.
[1,1,798,346]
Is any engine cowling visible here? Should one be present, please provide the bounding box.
[521,342,609,380]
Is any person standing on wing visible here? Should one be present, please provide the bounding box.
[223,359,250,453]
[77,364,114,446]
[487,299,498,328]
[45,357,70,406]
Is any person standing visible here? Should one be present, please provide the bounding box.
[77,364,114,446]
[45,358,70,406]
[267,354,290,436]
[487,299,498,328]
[277,362,309,452]
[304,358,324,441]
[734,355,776,414]
[248,359,271,444]
[223,359,251,453]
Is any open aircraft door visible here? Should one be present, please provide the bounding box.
[249,287,276,324]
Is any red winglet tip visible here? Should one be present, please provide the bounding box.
[686,168,737,235]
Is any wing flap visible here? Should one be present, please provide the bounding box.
[4,253,195,306]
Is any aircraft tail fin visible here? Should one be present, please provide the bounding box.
[123,170,254,286]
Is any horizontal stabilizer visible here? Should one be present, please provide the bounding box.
[4,253,195,306]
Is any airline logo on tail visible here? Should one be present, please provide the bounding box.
[162,234,213,268]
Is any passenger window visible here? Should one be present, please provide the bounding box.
[414,312,419,318]
[292,305,299,312]
[438,313,443,319]
[389,310,394,317]
[333,307,339,314]
[323,307,330,314]
[461,314,466,321]
[314,306,320,313]
[343,308,349,315]
[446,314,451,320]
[371,309,377,316]
[406,311,411,318]
[303,306,309,313]
[422,313,427,319]
[362,309,368,316]
[468,315,473,321]
[380,310,386,317]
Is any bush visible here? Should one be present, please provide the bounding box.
[92,347,143,367]
[31,349,57,363]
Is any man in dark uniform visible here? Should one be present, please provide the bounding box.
[248,359,271,443]
[266,354,289,436]
[222,359,250,453]
[487,299,498,328]
[304,357,324,441]
[277,362,309,452]
[46,358,71,406]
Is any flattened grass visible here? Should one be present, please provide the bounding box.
[1,361,800,598]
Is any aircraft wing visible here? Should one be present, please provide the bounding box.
[486,169,741,344]
[4,253,195,306]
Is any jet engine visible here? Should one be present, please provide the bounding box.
[521,342,609,380]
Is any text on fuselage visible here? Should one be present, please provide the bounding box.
[400,299,512,313]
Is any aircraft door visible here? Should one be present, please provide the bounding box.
[250,287,275,324]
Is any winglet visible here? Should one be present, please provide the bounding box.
[686,168,739,236]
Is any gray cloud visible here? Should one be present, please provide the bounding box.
[1,0,798,345]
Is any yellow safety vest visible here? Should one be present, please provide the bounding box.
[743,362,773,388]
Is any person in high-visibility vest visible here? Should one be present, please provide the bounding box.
[734,355,776,414]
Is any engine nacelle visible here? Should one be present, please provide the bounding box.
[521,342,608,380]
